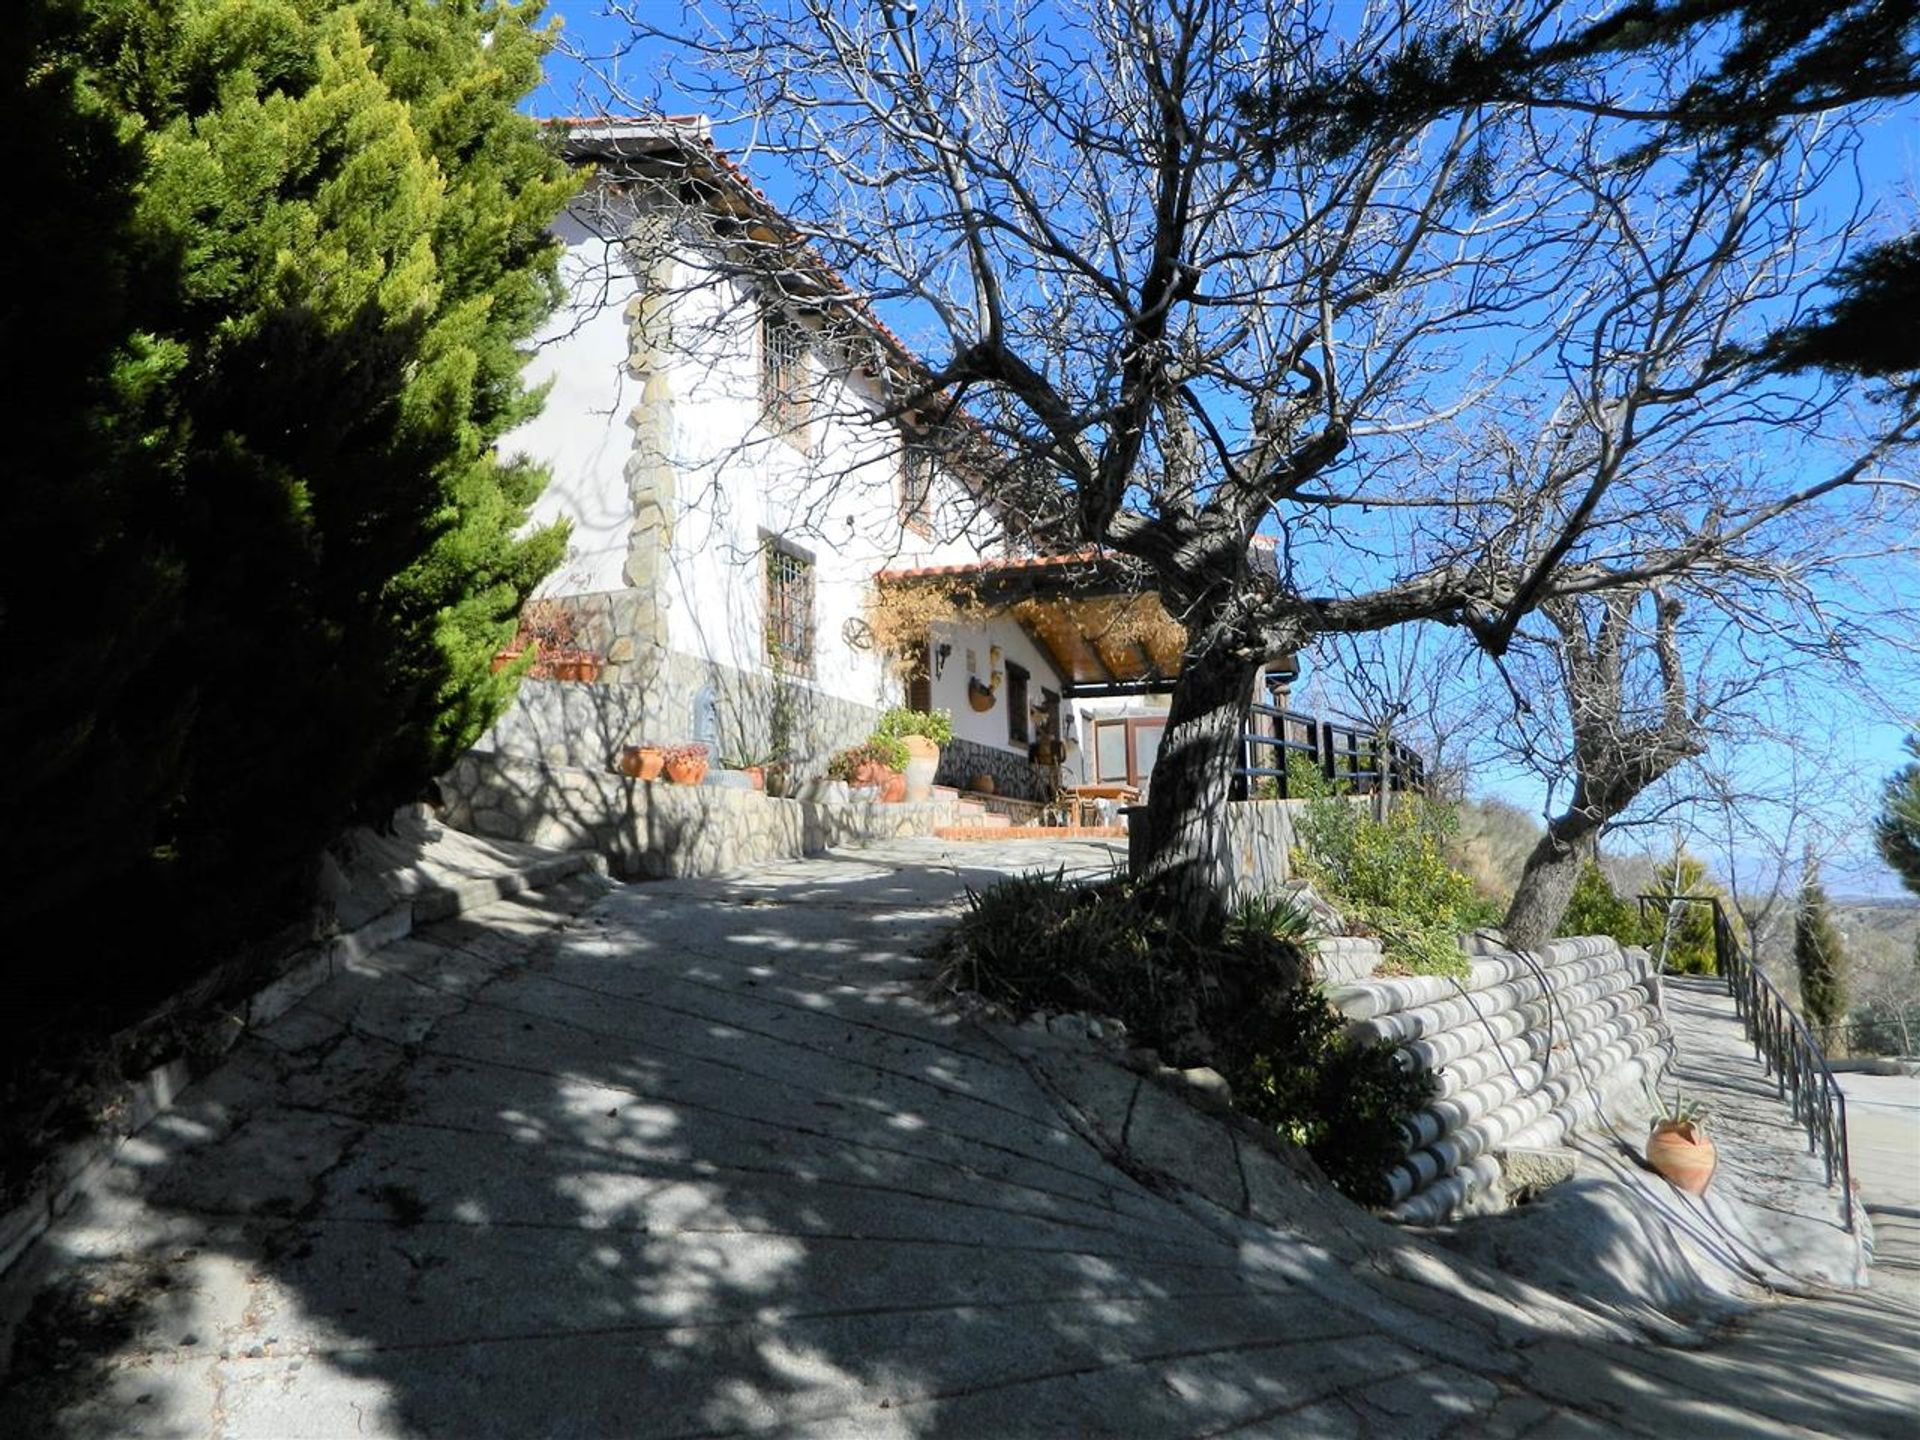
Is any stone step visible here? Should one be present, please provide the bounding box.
[933,824,1128,842]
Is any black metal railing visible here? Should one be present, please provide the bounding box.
[1231,702,1427,800]
[1640,893,1855,1234]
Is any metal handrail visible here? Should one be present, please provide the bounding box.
[1233,702,1426,799]
[1639,893,1855,1234]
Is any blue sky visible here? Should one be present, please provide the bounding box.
[530,3,1919,897]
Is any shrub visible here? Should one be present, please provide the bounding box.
[1557,862,1650,949]
[876,706,955,746]
[1289,772,1494,978]
[935,871,1432,1205]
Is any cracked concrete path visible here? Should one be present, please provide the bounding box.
[3,839,1916,1438]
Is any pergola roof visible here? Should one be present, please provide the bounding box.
[875,552,1297,696]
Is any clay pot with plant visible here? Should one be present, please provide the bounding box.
[829,736,910,800]
[1644,1088,1715,1195]
[877,706,954,803]
[662,742,710,786]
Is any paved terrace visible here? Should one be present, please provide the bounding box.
[2,838,1915,1437]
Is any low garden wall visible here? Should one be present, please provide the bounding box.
[440,750,960,880]
[1124,799,1301,899]
[1326,935,1673,1223]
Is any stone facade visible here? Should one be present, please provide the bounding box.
[1125,799,1301,898]
[440,750,960,880]
[936,734,1055,802]
[480,663,880,780]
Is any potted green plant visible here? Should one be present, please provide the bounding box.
[1644,1087,1715,1195]
[829,736,910,800]
[877,706,954,802]
[720,755,769,790]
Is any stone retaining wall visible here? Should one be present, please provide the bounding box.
[441,750,959,879]
[482,662,880,779]
[1327,935,1673,1223]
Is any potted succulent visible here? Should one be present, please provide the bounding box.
[829,736,910,801]
[877,706,954,803]
[1644,1088,1715,1195]
[619,743,665,782]
[720,755,769,791]
[662,742,710,786]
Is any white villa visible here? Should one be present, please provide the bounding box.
[467,116,1210,814]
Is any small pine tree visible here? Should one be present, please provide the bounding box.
[1556,862,1649,950]
[1795,859,1849,1046]
[1876,736,1920,897]
[1647,852,1723,976]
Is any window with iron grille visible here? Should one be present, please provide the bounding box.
[899,447,935,533]
[763,536,815,674]
[761,308,809,437]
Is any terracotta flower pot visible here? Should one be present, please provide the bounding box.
[664,757,709,785]
[852,759,889,790]
[879,768,908,803]
[901,736,940,802]
[744,766,766,791]
[619,746,664,781]
[1646,1120,1716,1195]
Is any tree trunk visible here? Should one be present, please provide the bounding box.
[1133,636,1259,933]
[1504,819,1598,951]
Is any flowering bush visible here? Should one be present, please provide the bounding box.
[828,736,909,781]
[661,742,709,765]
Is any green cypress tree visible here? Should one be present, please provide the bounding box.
[1875,736,1920,897]
[5,0,573,1034]
[1647,851,1724,976]
[1794,858,1848,1044]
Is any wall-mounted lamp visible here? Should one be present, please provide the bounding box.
[934,642,953,679]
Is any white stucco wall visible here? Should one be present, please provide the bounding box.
[656,257,997,711]
[925,618,1068,761]
[508,209,644,598]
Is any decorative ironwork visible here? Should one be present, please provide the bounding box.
[764,537,815,675]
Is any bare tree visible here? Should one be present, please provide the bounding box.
[589,0,1915,924]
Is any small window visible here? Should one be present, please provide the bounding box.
[761,308,809,438]
[1006,662,1031,744]
[899,447,934,534]
[764,535,815,675]
[907,643,933,713]
[1093,717,1165,786]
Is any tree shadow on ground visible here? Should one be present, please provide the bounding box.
[3,846,1916,1438]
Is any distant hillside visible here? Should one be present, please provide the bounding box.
[1453,797,1542,904]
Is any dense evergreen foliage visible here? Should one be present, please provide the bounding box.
[1876,735,1920,896]
[3,1,571,1053]
[1556,862,1650,950]
[1794,860,1849,1040]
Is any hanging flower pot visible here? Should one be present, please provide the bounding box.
[1646,1119,1716,1195]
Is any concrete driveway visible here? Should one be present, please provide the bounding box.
[4,839,1917,1438]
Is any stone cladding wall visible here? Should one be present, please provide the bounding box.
[936,735,1054,802]
[440,750,957,880]
[1326,935,1673,1223]
[480,665,878,781]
